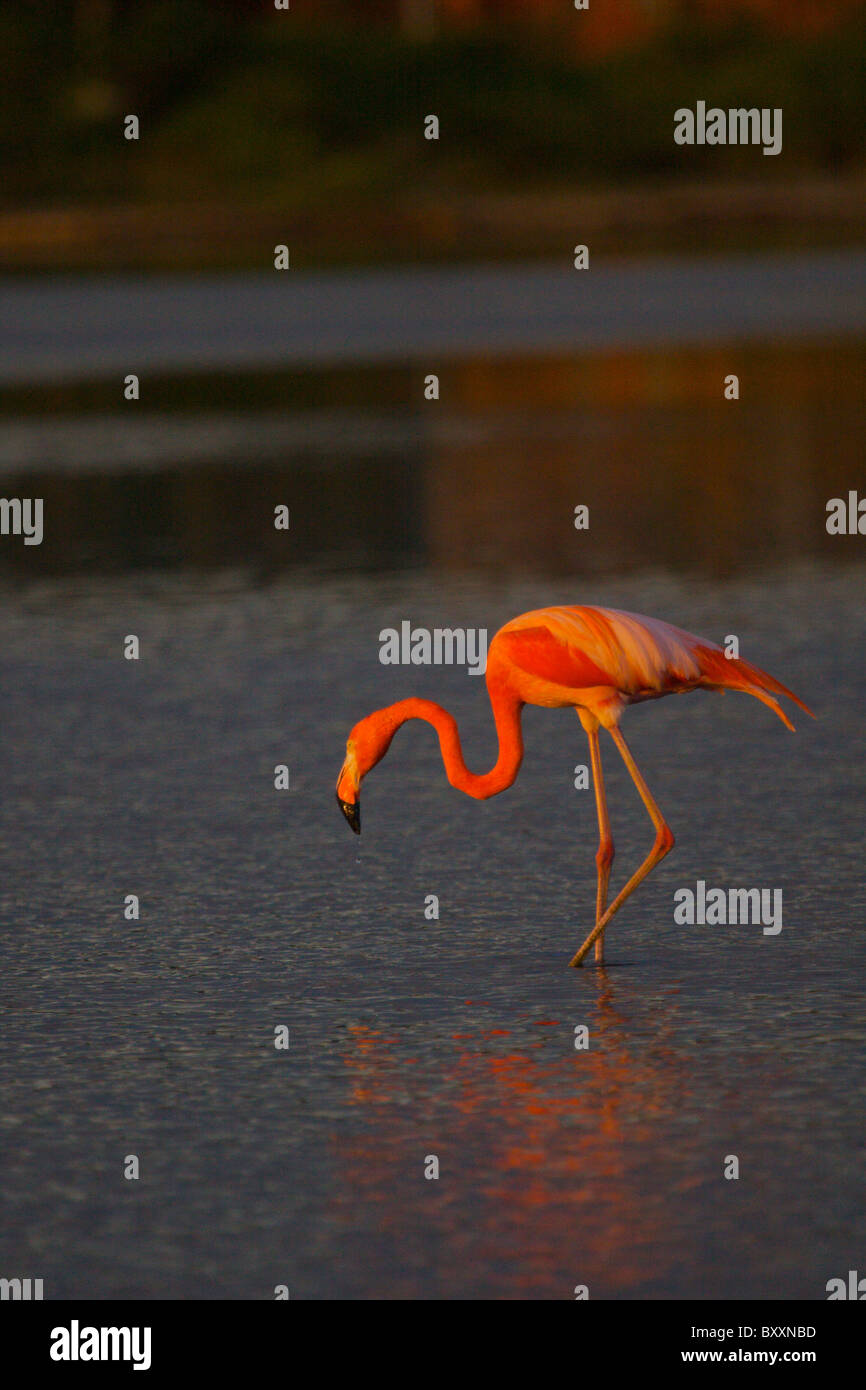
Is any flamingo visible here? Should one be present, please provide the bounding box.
[336,606,813,966]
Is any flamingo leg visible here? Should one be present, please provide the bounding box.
[570,724,674,968]
[586,725,614,964]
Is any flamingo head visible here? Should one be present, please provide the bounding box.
[336,752,361,834]
[335,725,369,834]
[336,712,400,835]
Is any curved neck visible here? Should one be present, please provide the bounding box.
[375,690,524,800]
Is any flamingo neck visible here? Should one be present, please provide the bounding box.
[373,690,524,801]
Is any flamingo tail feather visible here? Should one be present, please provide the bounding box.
[696,647,815,731]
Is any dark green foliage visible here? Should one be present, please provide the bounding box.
[2,6,864,205]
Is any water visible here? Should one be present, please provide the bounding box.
[4,252,865,384]
[1,558,863,1298]
[2,294,864,1297]
[2,339,865,581]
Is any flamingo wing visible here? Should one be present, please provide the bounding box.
[494,606,813,729]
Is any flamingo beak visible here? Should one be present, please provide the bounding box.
[336,792,361,834]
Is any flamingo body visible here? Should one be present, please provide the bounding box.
[337,604,813,967]
[491,605,810,730]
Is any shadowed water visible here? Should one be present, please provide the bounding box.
[1,560,863,1298]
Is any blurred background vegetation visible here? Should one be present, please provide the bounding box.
[2,0,865,268]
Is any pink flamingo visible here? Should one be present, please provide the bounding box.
[336,606,813,966]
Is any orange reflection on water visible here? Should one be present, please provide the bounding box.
[332,978,691,1297]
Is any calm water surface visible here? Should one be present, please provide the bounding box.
[1,560,863,1298]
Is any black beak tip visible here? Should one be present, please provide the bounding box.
[336,792,361,834]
